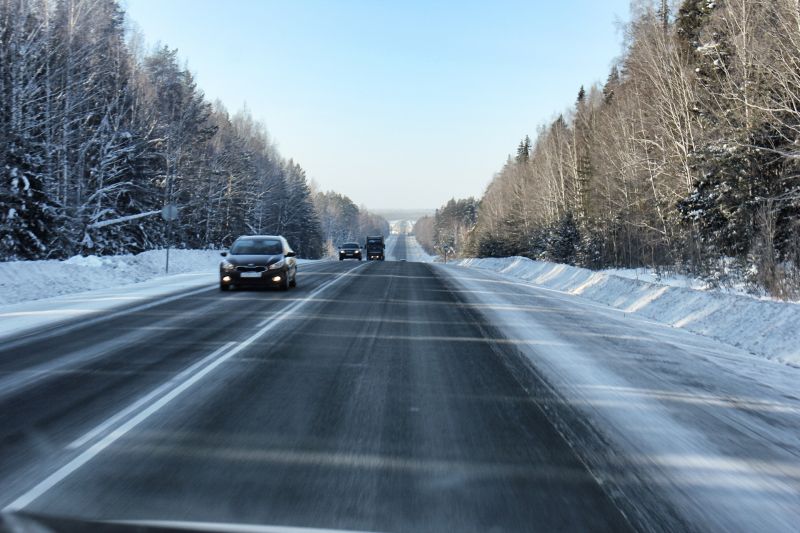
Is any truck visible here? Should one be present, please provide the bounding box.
[365,235,386,261]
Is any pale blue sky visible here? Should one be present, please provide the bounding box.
[124,0,631,210]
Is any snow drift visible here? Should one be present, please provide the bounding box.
[0,249,225,306]
[455,256,800,365]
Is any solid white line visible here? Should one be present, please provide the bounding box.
[3,262,366,512]
[67,341,237,449]
[0,263,350,397]
[1,260,338,346]
[2,285,215,345]
[0,288,229,400]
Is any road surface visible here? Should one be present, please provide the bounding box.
[0,240,654,532]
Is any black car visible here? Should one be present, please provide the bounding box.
[219,235,297,291]
[339,242,362,261]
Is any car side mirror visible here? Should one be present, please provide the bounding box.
[285,251,296,257]
[220,252,228,257]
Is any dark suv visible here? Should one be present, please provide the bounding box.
[339,242,362,261]
[220,235,297,291]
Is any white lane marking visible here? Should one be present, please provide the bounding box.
[0,260,339,346]
[0,285,215,348]
[0,308,223,401]
[0,262,351,398]
[67,341,237,449]
[3,262,366,512]
[107,519,383,533]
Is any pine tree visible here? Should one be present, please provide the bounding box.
[516,135,531,163]
[0,137,56,259]
[280,161,323,258]
[675,0,715,56]
[544,212,580,265]
[602,67,619,104]
[680,120,800,255]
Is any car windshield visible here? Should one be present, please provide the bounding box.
[9,2,800,532]
[230,239,282,255]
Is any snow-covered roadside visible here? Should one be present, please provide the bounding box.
[385,234,437,262]
[455,256,800,366]
[0,272,218,341]
[0,249,315,340]
[384,235,399,261]
[0,249,225,306]
[405,234,437,262]
[439,263,800,532]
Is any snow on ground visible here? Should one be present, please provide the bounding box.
[0,249,313,340]
[0,271,217,341]
[0,249,225,306]
[607,266,762,297]
[385,234,436,262]
[608,267,713,291]
[384,235,399,261]
[455,256,800,366]
[440,263,800,532]
[405,235,436,262]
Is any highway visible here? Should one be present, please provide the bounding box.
[0,238,636,532]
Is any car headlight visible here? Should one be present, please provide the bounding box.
[221,261,236,272]
[268,259,285,270]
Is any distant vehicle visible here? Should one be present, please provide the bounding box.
[339,242,362,261]
[219,235,297,291]
[365,235,385,261]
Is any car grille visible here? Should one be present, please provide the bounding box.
[236,266,267,272]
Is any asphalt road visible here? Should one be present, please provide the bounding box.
[0,247,633,532]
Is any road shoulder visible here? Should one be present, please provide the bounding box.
[435,262,800,533]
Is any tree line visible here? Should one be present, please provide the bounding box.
[313,190,390,255]
[418,0,800,298]
[0,0,385,261]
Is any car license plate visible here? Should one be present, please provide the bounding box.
[240,272,261,278]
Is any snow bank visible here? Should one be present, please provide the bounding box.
[455,256,800,365]
[0,249,225,306]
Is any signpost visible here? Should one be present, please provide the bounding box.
[161,204,179,274]
[437,244,456,264]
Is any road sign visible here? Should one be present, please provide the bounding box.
[161,204,179,221]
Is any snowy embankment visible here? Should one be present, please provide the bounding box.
[0,250,319,341]
[455,256,800,366]
[0,249,226,340]
[0,249,224,306]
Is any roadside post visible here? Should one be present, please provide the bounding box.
[161,204,179,274]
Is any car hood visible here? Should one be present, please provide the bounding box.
[223,254,283,266]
